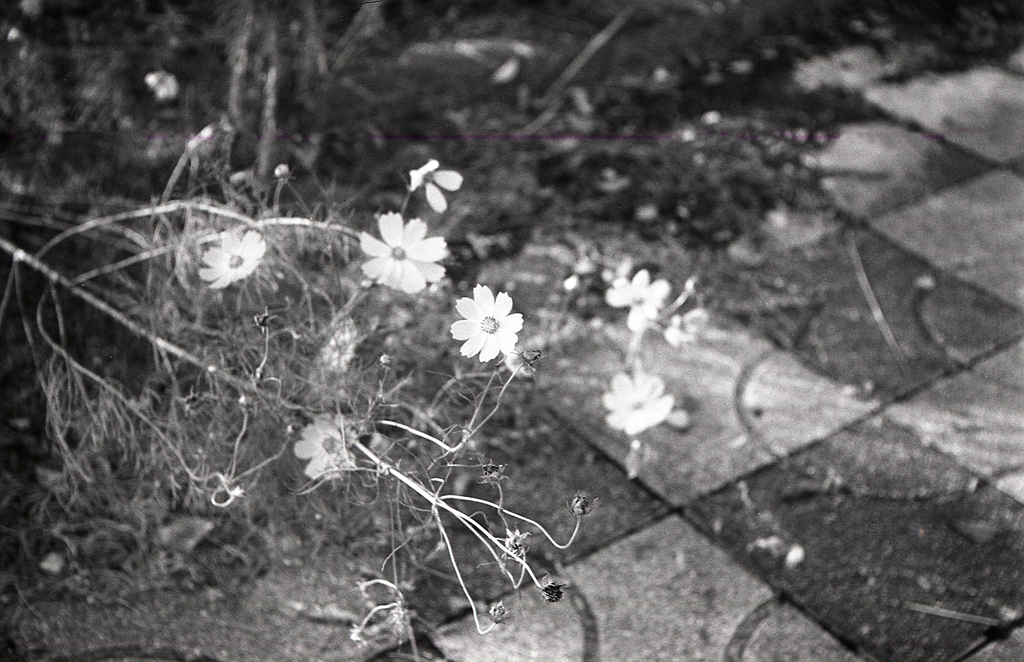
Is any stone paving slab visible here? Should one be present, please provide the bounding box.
[686,416,1024,662]
[870,169,1024,309]
[707,228,1024,400]
[969,629,1024,662]
[542,319,876,505]
[887,339,1024,504]
[568,516,773,662]
[12,549,396,662]
[432,578,587,662]
[435,517,867,662]
[735,601,866,662]
[864,67,1024,163]
[810,121,990,219]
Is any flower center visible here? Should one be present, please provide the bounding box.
[229,254,245,269]
[322,436,338,453]
[391,247,407,260]
[631,400,647,410]
[480,317,499,334]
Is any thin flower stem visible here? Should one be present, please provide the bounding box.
[660,275,698,319]
[227,404,249,478]
[360,578,401,594]
[427,370,494,413]
[255,216,359,239]
[356,602,401,632]
[71,244,176,285]
[465,370,498,432]
[434,512,496,635]
[625,326,644,367]
[399,189,413,218]
[463,364,521,443]
[377,419,455,453]
[441,495,583,550]
[35,201,252,258]
[349,438,541,587]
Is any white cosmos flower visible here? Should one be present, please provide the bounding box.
[360,212,447,293]
[144,70,179,102]
[602,371,674,436]
[293,414,357,480]
[409,159,463,213]
[450,285,523,362]
[605,269,671,333]
[664,307,711,347]
[198,229,267,289]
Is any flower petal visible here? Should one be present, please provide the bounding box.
[606,410,631,434]
[293,438,323,460]
[494,329,518,356]
[397,261,427,293]
[414,260,446,283]
[460,332,488,359]
[626,306,648,333]
[303,454,332,479]
[425,182,448,213]
[456,296,484,322]
[198,266,231,289]
[377,212,405,247]
[219,231,245,254]
[240,231,267,260]
[201,247,230,268]
[409,159,439,192]
[478,335,501,362]
[472,285,495,315]
[450,319,480,341]
[605,280,633,308]
[375,259,404,291]
[432,170,463,191]
[647,278,671,304]
[632,269,651,288]
[360,232,392,258]
[492,291,513,319]
[361,256,395,281]
[406,236,447,263]
[498,312,523,334]
[403,218,428,244]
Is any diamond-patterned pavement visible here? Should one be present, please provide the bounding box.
[864,67,1024,164]
[812,121,989,220]
[397,49,1024,662]
[706,228,1024,400]
[15,34,1024,662]
[542,320,876,506]
[886,339,1024,504]
[871,169,1024,309]
[686,417,1024,662]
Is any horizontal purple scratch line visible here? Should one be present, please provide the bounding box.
[2,129,1021,142]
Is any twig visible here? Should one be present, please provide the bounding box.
[35,200,255,259]
[228,3,255,129]
[904,602,1001,627]
[845,232,909,374]
[330,0,385,74]
[524,7,634,133]
[0,234,257,396]
[256,19,279,180]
